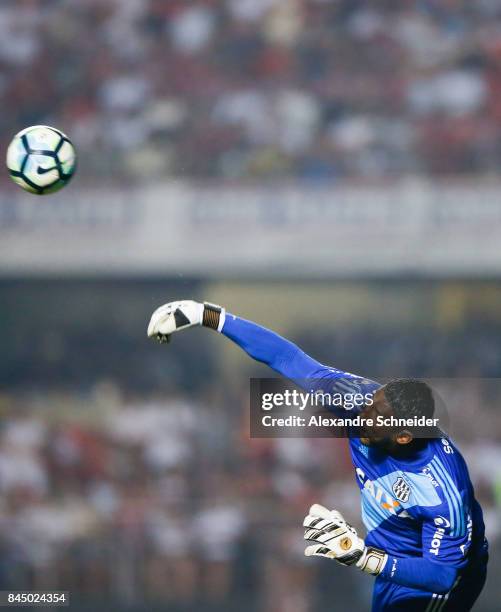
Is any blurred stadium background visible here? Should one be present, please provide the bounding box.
[1,1,501,611]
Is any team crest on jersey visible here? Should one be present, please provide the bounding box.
[392,477,411,503]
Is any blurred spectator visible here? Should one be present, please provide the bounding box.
[3,0,501,184]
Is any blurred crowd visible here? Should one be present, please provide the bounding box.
[0,384,498,612]
[0,389,367,611]
[2,0,501,183]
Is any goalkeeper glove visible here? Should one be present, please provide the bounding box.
[303,503,387,576]
[147,300,225,343]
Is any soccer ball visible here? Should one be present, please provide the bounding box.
[6,125,76,195]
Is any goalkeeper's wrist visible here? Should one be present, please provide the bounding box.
[356,546,388,576]
[202,302,226,332]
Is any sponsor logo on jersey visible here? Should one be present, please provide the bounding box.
[441,438,454,454]
[390,557,398,577]
[430,526,445,556]
[392,476,411,503]
[460,514,473,556]
[356,468,405,515]
[429,516,452,556]
[433,515,451,528]
[358,444,369,458]
[421,466,439,488]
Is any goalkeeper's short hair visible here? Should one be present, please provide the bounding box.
[384,378,435,420]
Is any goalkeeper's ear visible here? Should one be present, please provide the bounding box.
[395,430,413,445]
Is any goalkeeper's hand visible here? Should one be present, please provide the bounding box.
[147,300,225,343]
[303,504,387,576]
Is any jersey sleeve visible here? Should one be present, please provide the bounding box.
[221,314,380,416]
[381,493,472,593]
[419,488,472,568]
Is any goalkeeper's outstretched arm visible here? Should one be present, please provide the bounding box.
[147,300,368,388]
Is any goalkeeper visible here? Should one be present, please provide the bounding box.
[147,301,488,612]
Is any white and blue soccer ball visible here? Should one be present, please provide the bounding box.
[6,125,76,195]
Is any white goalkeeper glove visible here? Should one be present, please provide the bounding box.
[303,504,387,576]
[147,300,225,343]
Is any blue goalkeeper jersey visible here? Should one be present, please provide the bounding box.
[349,428,486,566]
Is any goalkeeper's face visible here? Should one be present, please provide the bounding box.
[359,388,413,451]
